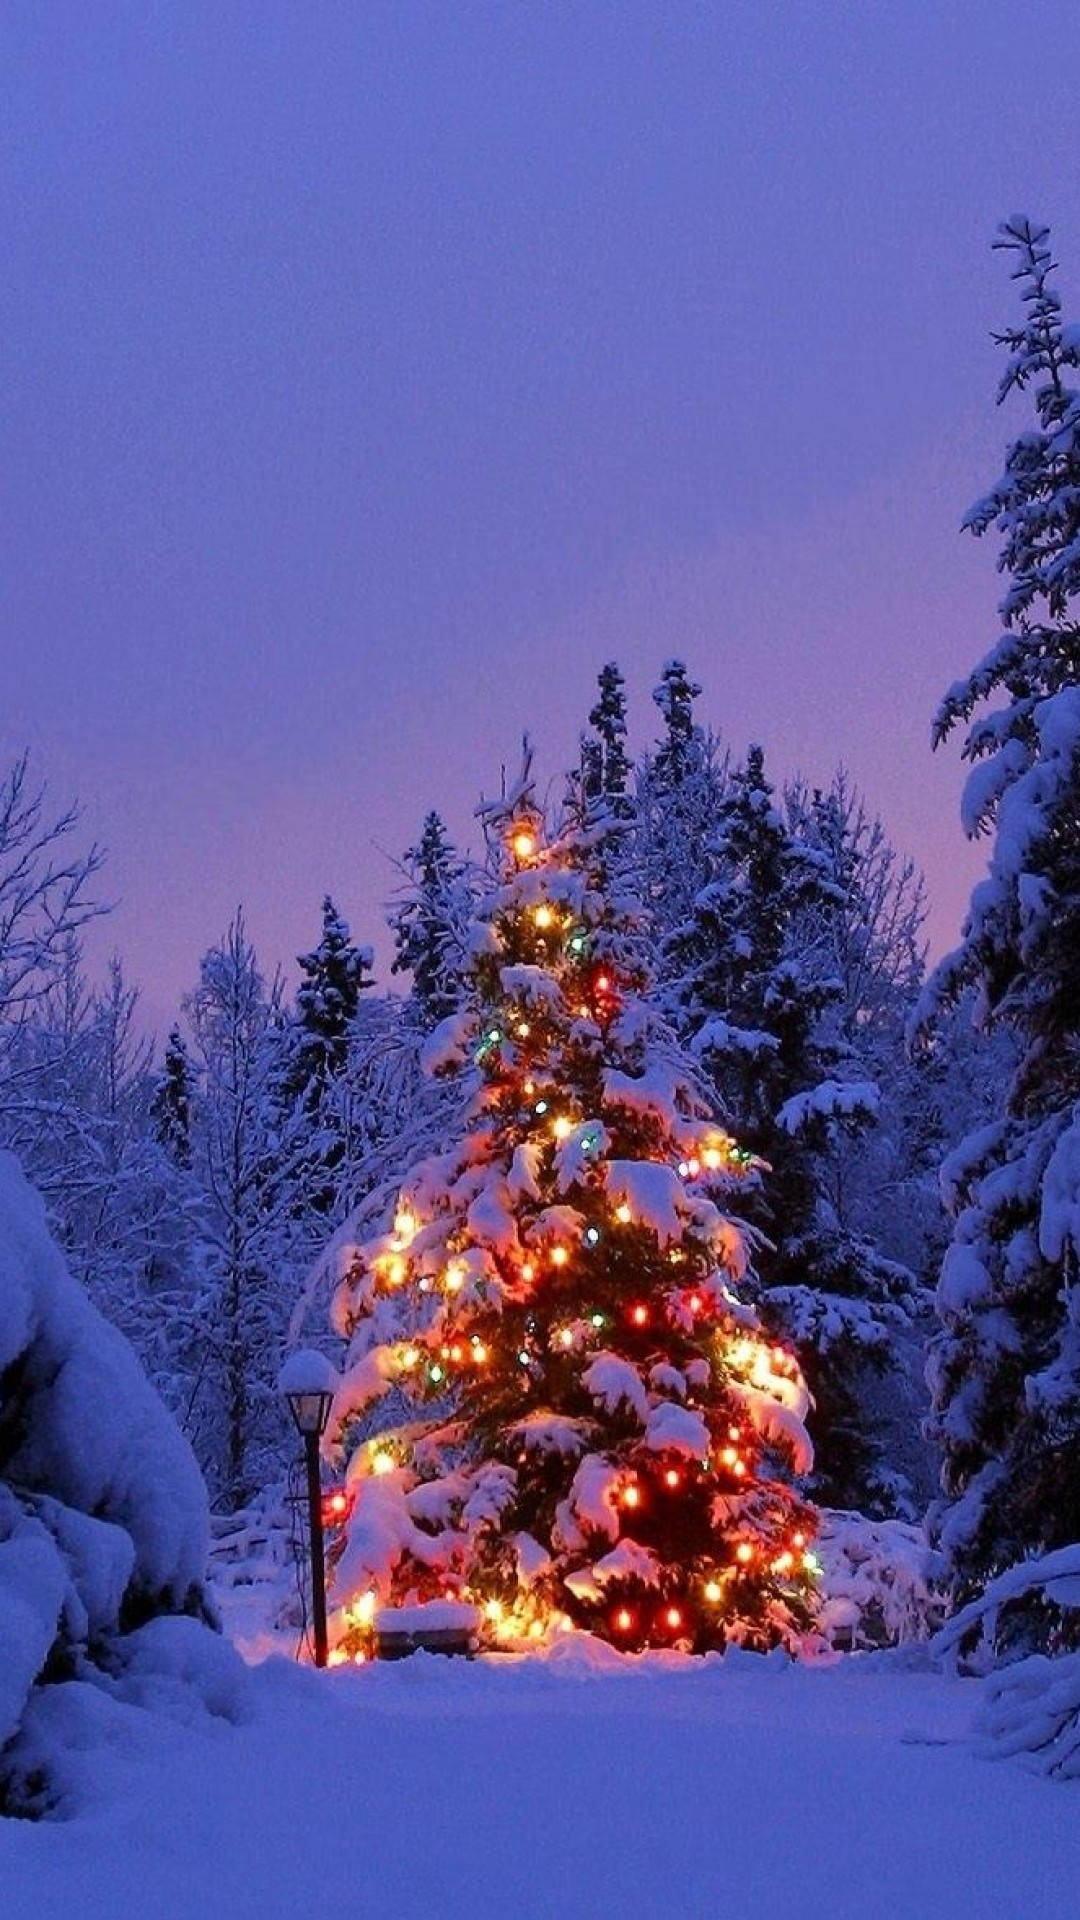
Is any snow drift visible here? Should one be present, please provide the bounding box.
[0,1152,223,1814]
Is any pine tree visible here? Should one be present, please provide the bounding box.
[636,659,728,952]
[184,913,303,1506]
[325,761,818,1656]
[293,896,374,1101]
[587,661,633,809]
[389,812,471,1030]
[652,658,703,786]
[917,219,1080,1596]
[153,1025,194,1168]
[667,746,916,1513]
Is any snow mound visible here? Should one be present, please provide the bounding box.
[0,1153,223,1815]
[974,1648,1080,1780]
[817,1510,947,1650]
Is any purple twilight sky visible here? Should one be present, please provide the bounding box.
[4,3,1080,1038]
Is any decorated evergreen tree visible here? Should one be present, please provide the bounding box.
[389,812,472,1031]
[325,756,818,1656]
[916,219,1080,1596]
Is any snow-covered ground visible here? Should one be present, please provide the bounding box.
[2,1642,1077,1920]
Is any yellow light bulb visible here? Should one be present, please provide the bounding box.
[553,1115,573,1142]
[516,1021,530,1038]
[385,1254,407,1286]
[371,1450,395,1476]
[513,830,536,860]
[558,1327,575,1349]
[445,1261,466,1293]
[550,1245,569,1268]
[534,904,554,928]
[528,1620,545,1640]
[622,1484,641,1508]
[401,1346,420,1371]
[472,1343,489,1364]
[704,1580,723,1604]
[615,1203,632,1225]
[327,1648,347,1668]
[393,1207,418,1245]
[735,1542,754,1565]
[484,1599,504,1622]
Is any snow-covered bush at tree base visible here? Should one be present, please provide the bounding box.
[815,1509,947,1649]
[322,760,819,1658]
[0,1152,237,1814]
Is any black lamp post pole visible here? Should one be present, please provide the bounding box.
[303,1429,329,1668]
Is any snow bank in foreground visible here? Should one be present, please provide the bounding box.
[2,1648,1076,1919]
[0,1153,222,1813]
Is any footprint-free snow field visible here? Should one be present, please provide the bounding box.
[1,1645,1075,1920]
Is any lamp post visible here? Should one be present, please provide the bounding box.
[279,1349,337,1669]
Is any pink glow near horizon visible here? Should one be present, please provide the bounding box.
[5,6,1079,1036]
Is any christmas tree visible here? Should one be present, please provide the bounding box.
[326,756,818,1655]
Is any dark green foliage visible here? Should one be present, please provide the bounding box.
[152,1025,194,1168]
[389,812,471,1030]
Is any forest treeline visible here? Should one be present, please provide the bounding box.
[3,215,1079,1627]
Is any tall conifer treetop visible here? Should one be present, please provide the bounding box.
[294,895,373,1087]
[652,658,703,785]
[918,219,1080,1590]
[587,661,633,806]
[325,768,818,1656]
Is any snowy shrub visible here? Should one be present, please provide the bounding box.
[816,1509,947,1649]
[0,1152,222,1816]
[972,1648,1080,1781]
[931,1544,1080,1672]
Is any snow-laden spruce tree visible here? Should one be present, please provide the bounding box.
[323,753,818,1655]
[665,746,918,1513]
[916,218,1080,1597]
[389,812,473,1033]
[272,895,376,1218]
[582,661,634,815]
[153,1026,194,1169]
[635,660,729,951]
[183,913,310,1506]
[291,896,374,1100]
